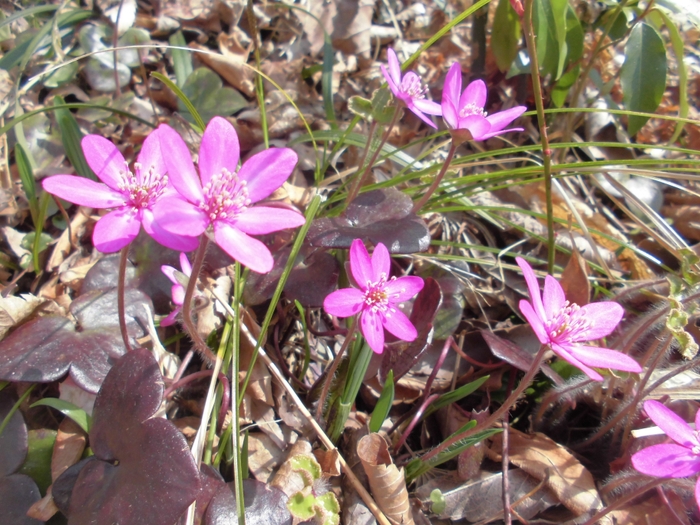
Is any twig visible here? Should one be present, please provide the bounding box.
[182,236,217,364]
[315,320,358,422]
[118,245,132,352]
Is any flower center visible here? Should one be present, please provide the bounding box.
[693,432,700,455]
[199,168,251,222]
[363,274,403,315]
[546,301,592,341]
[117,162,169,209]
[400,74,428,99]
[459,103,487,118]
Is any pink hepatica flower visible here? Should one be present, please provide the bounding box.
[632,400,700,506]
[323,239,424,354]
[441,63,526,142]
[42,129,198,253]
[160,252,193,327]
[154,117,306,274]
[516,257,642,381]
[381,48,442,129]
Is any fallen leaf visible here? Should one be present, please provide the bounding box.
[0,292,43,339]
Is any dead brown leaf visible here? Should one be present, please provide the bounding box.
[0,292,42,339]
[560,248,591,307]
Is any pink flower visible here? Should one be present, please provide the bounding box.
[42,129,199,253]
[381,48,442,129]
[632,400,700,507]
[441,63,526,141]
[516,257,642,381]
[323,239,424,354]
[160,252,192,327]
[153,117,306,274]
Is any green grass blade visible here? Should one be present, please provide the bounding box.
[369,370,394,433]
[168,30,193,87]
[14,143,38,223]
[0,5,58,31]
[54,96,96,180]
[151,71,205,131]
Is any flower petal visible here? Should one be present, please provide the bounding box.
[350,239,373,290]
[161,264,178,285]
[81,135,127,190]
[570,301,624,341]
[142,209,200,252]
[137,128,166,182]
[180,253,192,276]
[198,117,240,187]
[519,300,549,344]
[42,176,126,208]
[460,79,487,109]
[382,308,417,342]
[441,63,462,129]
[550,342,603,381]
[213,223,273,274]
[237,148,297,203]
[92,208,141,253]
[171,284,185,306]
[160,307,181,327]
[406,104,438,128]
[413,98,443,116]
[381,64,400,97]
[565,344,642,374]
[516,257,546,322]
[543,275,566,320]
[485,106,527,133]
[386,48,402,86]
[644,400,697,448]
[234,206,306,235]
[323,288,365,318]
[384,276,424,302]
[370,242,391,282]
[152,195,208,236]
[157,124,203,204]
[361,310,385,354]
[632,443,700,478]
[480,126,525,140]
[456,115,491,140]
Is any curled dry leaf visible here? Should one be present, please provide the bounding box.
[357,433,413,525]
[0,292,42,340]
[559,248,591,307]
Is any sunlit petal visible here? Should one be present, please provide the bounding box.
[234,206,306,235]
[157,124,203,204]
[382,308,417,342]
[543,275,566,320]
[213,223,273,274]
[198,117,240,187]
[361,310,385,354]
[42,176,126,208]
[644,400,697,448]
[349,239,373,290]
[384,276,424,303]
[632,444,700,478]
[92,208,141,253]
[237,148,298,203]
[81,135,127,191]
[323,288,365,318]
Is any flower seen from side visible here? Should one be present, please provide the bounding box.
[153,117,306,274]
[42,129,199,253]
[516,256,642,381]
[160,252,193,327]
[632,399,700,507]
[323,239,424,354]
[441,63,526,143]
[381,48,442,129]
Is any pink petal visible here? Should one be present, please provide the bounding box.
[361,310,385,354]
[350,239,373,290]
[160,307,181,327]
[565,344,642,374]
[695,477,700,509]
[384,276,424,302]
[406,103,438,129]
[550,342,603,381]
[370,243,391,282]
[459,79,487,109]
[157,124,203,204]
[456,115,491,140]
[413,98,443,116]
[142,209,200,252]
[382,308,417,342]
[92,208,141,253]
[171,284,185,306]
[516,257,546,322]
[152,196,208,237]
[486,106,527,133]
[631,444,700,478]
[644,400,697,448]
[441,63,462,129]
[213,223,273,274]
[323,288,365,318]
[198,117,240,187]
[161,264,178,285]
[42,176,126,208]
[234,206,306,235]
[137,128,166,182]
[480,126,525,140]
[571,301,624,341]
[386,48,402,86]
[543,275,566,320]
[81,135,127,191]
[180,253,192,276]
[381,65,400,97]
[237,148,297,203]
[519,300,549,344]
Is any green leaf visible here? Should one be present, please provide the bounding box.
[15,144,38,223]
[168,30,193,87]
[152,71,205,130]
[288,492,316,520]
[31,398,92,433]
[532,0,568,79]
[179,68,247,126]
[19,429,57,494]
[369,370,394,433]
[491,0,521,73]
[551,6,583,107]
[430,489,446,515]
[54,96,96,180]
[620,22,667,136]
[315,492,340,525]
[424,375,490,418]
[371,88,396,124]
[348,95,373,120]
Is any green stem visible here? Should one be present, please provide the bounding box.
[412,141,457,213]
[231,261,245,525]
[118,245,132,352]
[315,319,358,422]
[522,0,554,273]
[182,236,217,364]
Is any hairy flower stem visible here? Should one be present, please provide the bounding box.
[420,344,548,464]
[412,141,457,213]
[118,245,132,352]
[315,320,358,422]
[182,236,217,364]
[581,478,664,525]
[522,0,555,273]
[346,106,401,206]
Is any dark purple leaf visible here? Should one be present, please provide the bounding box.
[68,348,200,525]
[0,393,27,476]
[0,475,42,525]
[52,458,93,517]
[0,288,152,392]
[380,278,442,382]
[307,188,430,253]
[204,479,291,525]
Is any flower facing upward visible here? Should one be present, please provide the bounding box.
[516,257,642,381]
[441,63,526,142]
[323,239,424,354]
[153,117,306,274]
[160,252,194,327]
[381,48,442,129]
[632,400,700,507]
[42,129,198,253]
